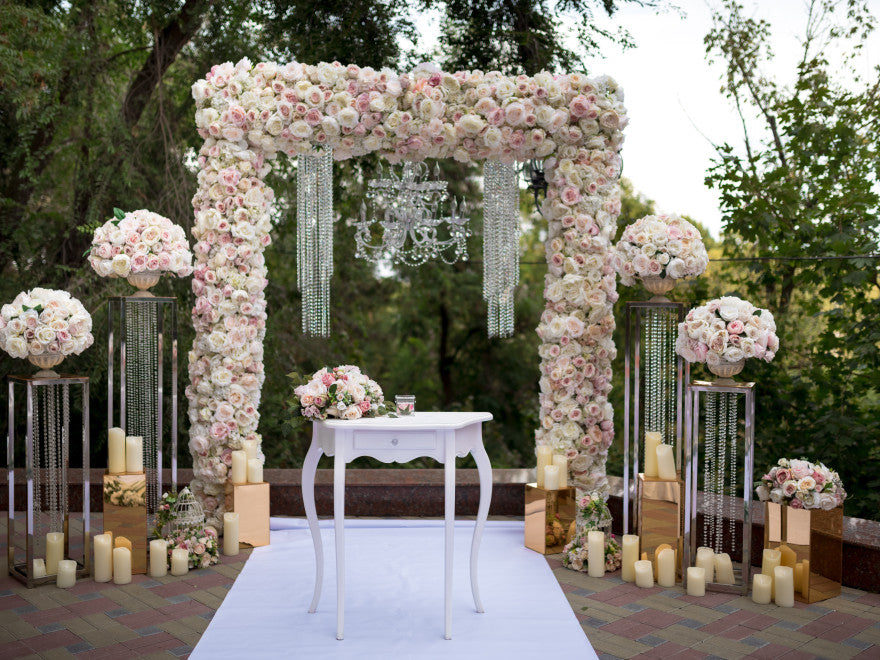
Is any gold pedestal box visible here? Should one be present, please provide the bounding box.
[103,473,148,574]
[225,482,270,548]
[764,502,843,603]
[524,484,576,554]
[638,473,685,575]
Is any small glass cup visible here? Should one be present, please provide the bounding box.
[395,395,415,416]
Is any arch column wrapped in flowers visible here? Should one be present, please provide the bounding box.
[189,59,626,525]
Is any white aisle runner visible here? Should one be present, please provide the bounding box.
[191,519,596,659]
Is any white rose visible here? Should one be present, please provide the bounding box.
[265,113,284,136]
[111,254,131,277]
[4,336,28,358]
[35,326,55,343]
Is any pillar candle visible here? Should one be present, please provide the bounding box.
[46,532,64,575]
[125,436,143,473]
[56,559,77,588]
[247,459,263,484]
[93,533,113,583]
[752,573,772,604]
[587,531,605,578]
[32,559,47,579]
[644,432,662,477]
[149,539,168,578]
[695,546,715,583]
[657,547,676,587]
[686,566,706,596]
[108,427,126,474]
[794,561,804,595]
[223,512,239,556]
[656,444,677,480]
[801,559,811,596]
[761,548,782,599]
[634,560,654,588]
[621,534,639,582]
[115,536,132,551]
[653,543,672,580]
[551,454,568,489]
[536,446,552,489]
[543,464,560,491]
[231,450,247,484]
[170,548,189,576]
[112,547,132,585]
[242,438,258,460]
[714,552,736,585]
[778,543,797,568]
[774,566,795,607]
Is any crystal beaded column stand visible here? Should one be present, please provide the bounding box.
[482,159,520,338]
[297,148,334,337]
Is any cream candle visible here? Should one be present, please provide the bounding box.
[774,566,795,607]
[686,566,706,596]
[794,562,804,595]
[93,533,113,583]
[587,531,605,577]
[714,552,735,585]
[621,534,639,582]
[112,547,132,585]
[536,446,552,489]
[634,559,654,588]
[170,548,189,576]
[32,558,47,579]
[231,450,247,484]
[752,573,772,604]
[247,459,263,484]
[695,546,715,583]
[46,532,64,575]
[125,436,143,473]
[552,454,568,489]
[223,511,240,556]
[56,559,77,589]
[761,548,782,598]
[778,543,797,568]
[801,559,810,596]
[657,547,676,587]
[149,539,168,578]
[242,438,258,460]
[543,464,560,491]
[656,444,677,480]
[108,427,126,474]
[644,432,662,477]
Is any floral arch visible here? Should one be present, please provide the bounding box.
[188,59,625,526]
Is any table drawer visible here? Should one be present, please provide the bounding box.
[352,430,436,451]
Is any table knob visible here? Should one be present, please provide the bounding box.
[391,438,399,446]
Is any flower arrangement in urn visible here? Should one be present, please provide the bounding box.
[755,458,846,511]
[292,365,390,421]
[153,490,220,569]
[562,492,622,572]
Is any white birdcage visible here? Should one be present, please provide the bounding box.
[171,487,205,534]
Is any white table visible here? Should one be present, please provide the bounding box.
[302,411,493,640]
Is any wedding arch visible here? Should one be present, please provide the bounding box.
[187,59,625,525]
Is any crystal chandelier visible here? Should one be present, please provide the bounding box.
[352,161,470,267]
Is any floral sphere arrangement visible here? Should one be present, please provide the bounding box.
[293,365,389,420]
[88,208,194,280]
[613,213,709,288]
[0,288,94,364]
[675,296,779,370]
[755,458,846,511]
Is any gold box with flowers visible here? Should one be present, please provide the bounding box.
[524,484,576,554]
[102,473,148,574]
[224,481,270,548]
[757,458,846,603]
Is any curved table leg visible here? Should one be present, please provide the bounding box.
[444,431,455,640]
[470,440,492,613]
[303,439,324,613]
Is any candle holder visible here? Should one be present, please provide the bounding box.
[524,484,576,554]
[107,295,178,530]
[6,373,91,587]
[684,379,755,595]
[224,481,270,548]
[395,395,415,416]
[102,472,148,574]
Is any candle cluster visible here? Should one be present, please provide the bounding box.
[92,532,136,585]
[644,432,676,480]
[753,546,803,606]
[694,546,735,585]
[108,427,144,474]
[230,441,264,485]
[535,446,568,490]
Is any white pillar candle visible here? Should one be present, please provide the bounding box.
[46,532,64,575]
[551,454,568,489]
[762,548,781,599]
[56,559,77,589]
[247,459,263,484]
[170,548,189,576]
[242,439,258,460]
[112,547,132,585]
[32,558,47,579]
[149,539,168,578]
[587,531,605,577]
[230,450,247,484]
[543,464,560,491]
[125,436,143,473]
[656,444,677,480]
[695,546,715,583]
[93,533,113,583]
[108,427,126,474]
[223,512,240,556]
[752,573,772,604]
[774,566,795,607]
[536,446,552,489]
[621,534,639,582]
[686,566,706,596]
[644,432,662,478]
[634,559,654,588]
[714,552,736,585]
[657,547,676,587]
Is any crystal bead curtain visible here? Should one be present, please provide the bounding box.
[297,149,334,337]
[33,385,69,541]
[702,391,740,552]
[483,159,520,338]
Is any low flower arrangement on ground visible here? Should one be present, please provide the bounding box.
[154,491,220,569]
[613,213,709,286]
[0,288,94,359]
[562,492,622,572]
[291,365,390,421]
[755,458,846,510]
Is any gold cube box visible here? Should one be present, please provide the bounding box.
[764,502,843,603]
[638,473,685,575]
[524,484,576,554]
[102,473,148,574]
[225,481,270,548]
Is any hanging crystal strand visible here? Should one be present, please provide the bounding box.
[297,149,334,337]
[482,159,519,338]
[34,386,43,545]
[728,393,738,548]
[317,148,334,337]
[667,310,676,447]
[703,392,716,549]
[145,302,158,520]
[62,384,69,530]
[47,384,59,535]
[717,391,728,552]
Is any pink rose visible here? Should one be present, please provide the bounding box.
[775,468,791,484]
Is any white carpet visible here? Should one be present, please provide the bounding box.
[191,518,596,659]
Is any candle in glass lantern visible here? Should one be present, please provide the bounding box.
[657,547,676,587]
[686,567,706,596]
[752,573,772,604]
[774,566,795,607]
[634,560,654,588]
[247,459,263,484]
[644,432,662,477]
[223,512,240,556]
[32,558,47,579]
[621,534,639,582]
[56,560,77,588]
[714,553,735,585]
[695,547,715,583]
[551,454,568,489]
[170,548,189,576]
[587,531,605,577]
[46,532,64,575]
[108,427,126,474]
[113,547,132,585]
[149,539,168,578]
[543,464,560,491]
[761,548,782,598]
[93,533,113,583]
[536,446,552,489]
[656,444,677,480]
[125,436,143,473]
[231,450,247,484]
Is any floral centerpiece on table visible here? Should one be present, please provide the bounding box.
[153,490,220,569]
[562,492,622,572]
[87,208,194,279]
[0,288,94,360]
[291,365,390,421]
[613,213,709,287]
[755,458,846,510]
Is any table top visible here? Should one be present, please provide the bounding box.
[319,411,492,431]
